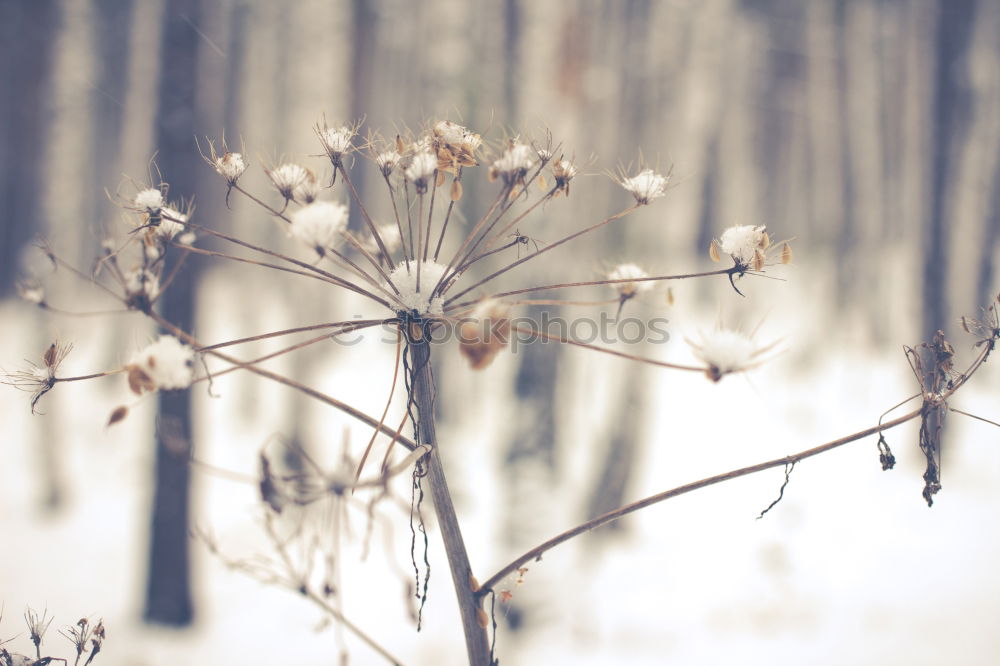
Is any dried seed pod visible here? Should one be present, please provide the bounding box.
[476,607,489,629]
[709,239,721,263]
[781,242,793,264]
[435,170,446,188]
[759,230,771,249]
[395,134,405,153]
[107,405,129,427]
[666,287,675,306]
[450,178,463,201]
[752,249,765,272]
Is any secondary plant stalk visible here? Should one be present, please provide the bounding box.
[409,335,491,666]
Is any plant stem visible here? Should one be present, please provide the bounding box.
[409,336,491,666]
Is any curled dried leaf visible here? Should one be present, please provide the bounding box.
[127,364,156,395]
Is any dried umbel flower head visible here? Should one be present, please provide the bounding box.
[127,335,195,393]
[688,327,774,382]
[156,204,189,240]
[489,141,534,187]
[288,200,348,255]
[265,162,310,202]
[213,150,247,184]
[459,299,512,370]
[619,167,668,205]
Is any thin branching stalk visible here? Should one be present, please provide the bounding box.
[408,335,491,666]
[337,164,395,268]
[433,166,463,261]
[445,204,640,305]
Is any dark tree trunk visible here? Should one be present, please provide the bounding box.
[0,0,59,294]
[145,0,203,627]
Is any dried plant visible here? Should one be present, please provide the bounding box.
[6,116,999,665]
[0,607,104,666]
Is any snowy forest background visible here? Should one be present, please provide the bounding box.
[2,0,1000,664]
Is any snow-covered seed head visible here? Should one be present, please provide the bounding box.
[459,299,512,370]
[127,335,195,393]
[17,278,45,305]
[607,263,652,298]
[375,150,402,178]
[214,151,247,184]
[388,261,450,316]
[294,168,321,204]
[620,168,668,205]
[134,187,164,212]
[266,163,309,200]
[434,120,481,151]
[688,327,769,382]
[124,267,159,301]
[405,151,438,193]
[289,200,348,255]
[552,159,578,195]
[318,124,356,163]
[489,142,534,186]
[715,224,769,270]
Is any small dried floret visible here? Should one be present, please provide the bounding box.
[375,150,402,178]
[607,263,652,298]
[688,327,773,382]
[388,261,450,316]
[134,188,164,212]
[3,342,73,414]
[489,142,534,186]
[405,151,438,192]
[317,123,356,163]
[128,335,195,391]
[289,200,348,255]
[266,163,310,201]
[432,120,481,172]
[620,168,668,205]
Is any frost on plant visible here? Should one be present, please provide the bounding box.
[127,335,195,393]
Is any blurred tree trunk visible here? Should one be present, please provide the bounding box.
[145,0,203,627]
[926,1,975,341]
[346,0,376,234]
[0,0,59,294]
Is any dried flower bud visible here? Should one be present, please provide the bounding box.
[716,225,768,270]
[551,158,577,196]
[781,242,793,264]
[317,123,356,164]
[107,405,129,426]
